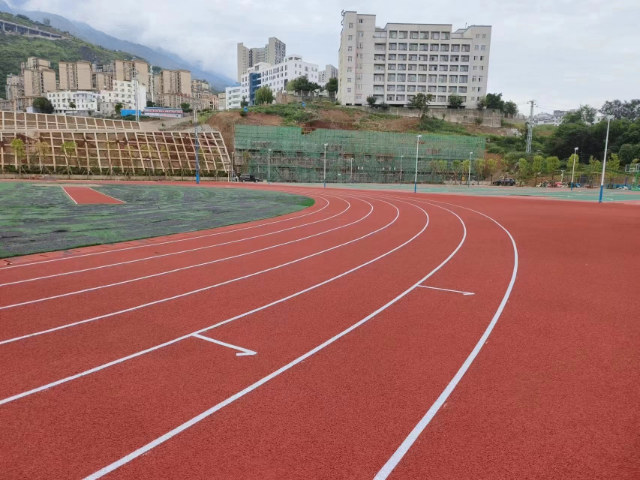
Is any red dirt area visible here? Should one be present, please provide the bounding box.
[62,186,124,205]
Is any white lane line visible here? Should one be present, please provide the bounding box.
[0,192,329,270]
[0,197,405,405]
[61,186,78,205]
[0,197,359,311]
[84,200,465,479]
[87,187,126,204]
[0,196,378,345]
[416,286,475,296]
[0,196,348,288]
[191,334,256,357]
[373,198,519,480]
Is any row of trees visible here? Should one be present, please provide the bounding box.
[244,77,340,107]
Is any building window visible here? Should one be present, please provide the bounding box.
[408,64,417,71]
[387,94,395,101]
[396,95,405,101]
[419,55,428,62]
[420,31,429,39]
[374,54,385,61]
[440,45,450,52]
[439,65,448,71]
[348,56,353,62]
[348,35,353,40]
[483,34,487,38]
[347,67,353,72]
[410,31,419,39]
[397,64,406,71]
[475,45,479,51]
[348,46,353,51]
[431,32,440,40]
[409,55,418,61]
[460,75,468,83]
[440,55,449,62]
[389,43,397,50]
[417,85,426,92]
[349,23,353,28]
[428,75,437,83]
[397,74,406,82]
[387,85,396,91]
[388,54,396,60]
[460,65,469,72]
[358,32,364,37]
[428,85,437,92]
[359,18,363,23]
[409,43,418,51]
[459,87,467,93]
[389,31,398,39]
[388,64,397,71]
[438,95,446,102]
[396,85,405,92]
[418,74,427,82]
[398,43,407,51]
[439,75,447,83]
[399,31,408,39]
[347,77,352,83]
[347,88,352,93]
[461,56,470,62]
[450,75,458,83]
[387,74,396,81]
[407,85,416,92]
[481,45,486,51]
[408,74,417,82]
[398,54,407,61]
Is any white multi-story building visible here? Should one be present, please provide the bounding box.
[98,80,147,114]
[47,91,99,113]
[238,55,318,105]
[318,64,338,85]
[225,86,242,110]
[338,12,491,108]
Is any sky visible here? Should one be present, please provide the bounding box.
[10,0,640,113]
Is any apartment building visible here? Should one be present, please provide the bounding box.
[217,92,226,111]
[59,61,93,90]
[224,86,242,110]
[338,12,491,108]
[93,72,114,91]
[238,54,319,105]
[19,57,57,98]
[318,64,338,85]
[5,74,23,101]
[114,60,150,89]
[237,37,286,81]
[47,91,99,113]
[191,79,211,98]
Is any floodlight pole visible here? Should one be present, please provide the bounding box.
[267,149,271,184]
[323,143,328,188]
[599,116,613,203]
[415,135,421,194]
[468,152,473,188]
[400,155,404,184]
[350,158,353,182]
[571,147,578,191]
[194,108,200,184]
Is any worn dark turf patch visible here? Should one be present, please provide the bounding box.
[0,183,313,258]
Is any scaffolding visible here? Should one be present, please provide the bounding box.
[0,111,142,132]
[235,125,485,184]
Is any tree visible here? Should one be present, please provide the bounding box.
[115,103,124,115]
[408,93,434,118]
[69,101,77,109]
[503,101,518,117]
[180,102,192,113]
[43,18,51,26]
[448,94,464,109]
[531,155,546,185]
[485,93,504,111]
[35,141,50,172]
[10,138,26,171]
[366,95,377,107]
[606,153,621,185]
[452,160,462,184]
[461,159,471,183]
[562,105,597,125]
[240,96,249,108]
[600,99,640,121]
[286,76,321,94]
[255,86,274,105]
[474,159,485,184]
[61,141,77,178]
[485,158,498,184]
[618,144,640,165]
[32,97,54,114]
[476,96,487,110]
[518,158,530,184]
[146,101,155,107]
[546,156,561,181]
[326,78,338,97]
[584,156,601,186]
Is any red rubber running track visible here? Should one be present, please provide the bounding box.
[63,186,125,204]
[1,184,639,479]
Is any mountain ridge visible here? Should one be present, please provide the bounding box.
[0,1,236,90]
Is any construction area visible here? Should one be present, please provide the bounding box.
[234,125,486,183]
[0,112,231,177]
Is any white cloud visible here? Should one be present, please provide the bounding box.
[14,0,640,111]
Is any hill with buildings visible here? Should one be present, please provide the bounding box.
[0,2,235,90]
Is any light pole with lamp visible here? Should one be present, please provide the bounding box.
[571,147,578,191]
[323,143,328,188]
[468,152,473,188]
[599,115,614,203]
[350,158,353,183]
[414,135,422,194]
[267,149,271,184]
[194,107,200,184]
[400,155,404,184]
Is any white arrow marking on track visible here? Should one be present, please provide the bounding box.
[417,285,475,296]
[192,334,257,356]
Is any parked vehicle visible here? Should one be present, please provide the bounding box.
[239,174,259,183]
[493,178,515,186]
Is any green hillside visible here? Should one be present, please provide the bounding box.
[0,13,139,99]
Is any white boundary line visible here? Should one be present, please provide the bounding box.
[0,192,329,270]
[0,196,411,405]
[84,198,466,479]
[191,334,256,357]
[86,187,126,204]
[61,186,78,205]
[0,196,349,288]
[416,286,474,296]
[0,197,361,311]
[0,196,381,345]
[373,196,519,480]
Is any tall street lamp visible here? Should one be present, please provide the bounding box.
[414,135,421,194]
[468,152,473,188]
[400,155,404,184]
[571,147,578,191]
[323,143,328,188]
[599,115,614,203]
[267,149,271,184]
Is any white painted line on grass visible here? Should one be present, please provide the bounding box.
[0,197,362,311]
[0,197,408,405]
[416,286,475,296]
[0,192,330,270]
[373,198,519,480]
[61,186,78,205]
[84,199,465,479]
[0,196,349,288]
[192,334,256,356]
[0,196,379,344]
